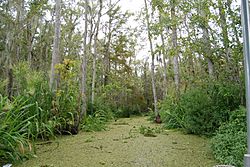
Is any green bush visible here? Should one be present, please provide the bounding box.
[161,81,241,136]
[211,107,247,167]
[179,88,216,135]
[208,82,241,112]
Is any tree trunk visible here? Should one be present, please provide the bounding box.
[162,55,168,97]
[77,0,89,130]
[5,21,14,100]
[16,0,24,62]
[143,62,150,112]
[144,0,159,117]
[160,31,168,98]
[159,13,168,98]
[27,16,38,67]
[171,0,180,96]
[218,0,230,62]
[103,0,113,86]
[49,0,61,91]
[200,4,214,77]
[91,0,103,113]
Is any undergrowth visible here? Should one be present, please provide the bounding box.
[211,107,247,167]
[139,125,163,137]
[82,110,114,132]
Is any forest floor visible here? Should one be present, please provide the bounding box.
[17,116,217,167]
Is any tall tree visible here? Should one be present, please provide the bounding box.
[197,0,214,77]
[159,15,168,98]
[170,0,180,96]
[103,0,113,86]
[218,0,230,61]
[77,0,89,130]
[91,0,103,113]
[50,0,62,91]
[144,0,159,118]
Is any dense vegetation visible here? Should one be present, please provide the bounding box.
[0,0,246,166]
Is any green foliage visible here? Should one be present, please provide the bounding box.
[12,62,56,140]
[179,88,215,135]
[0,79,7,95]
[146,108,157,121]
[160,96,185,129]
[208,82,241,112]
[0,63,57,164]
[53,59,80,132]
[161,81,241,136]
[211,107,246,167]
[82,110,114,132]
[139,125,163,137]
[97,80,144,118]
[13,62,44,96]
[0,95,36,164]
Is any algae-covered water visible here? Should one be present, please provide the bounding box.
[17,117,217,167]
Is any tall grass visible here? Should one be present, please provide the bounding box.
[0,95,36,164]
[0,91,56,164]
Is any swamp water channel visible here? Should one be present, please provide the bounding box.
[17,117,217,167]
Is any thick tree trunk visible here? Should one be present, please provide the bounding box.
[50,0,61,91]
[200,5,214,77]
[144,0,159,117]
[91,0,103,113]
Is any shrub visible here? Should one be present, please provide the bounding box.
[179,88,215,135]
[208,82,241,112]
[161,81,241,136]
[211,107,247,167]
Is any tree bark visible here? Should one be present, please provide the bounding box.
[144,0,159,116]
[143,61,150,112]
[171,0,180,96]
[16,0,24,62]
[91,0,103,113]
[200,3,214,77]
[218,0,230,61]
[27,16,38,67]
[160,32,168,98]
[49,0,61,91]
[77,0,89,129]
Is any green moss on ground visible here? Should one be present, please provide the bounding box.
[17,117,217,167]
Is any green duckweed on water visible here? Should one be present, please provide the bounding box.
[17,117,217,167]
